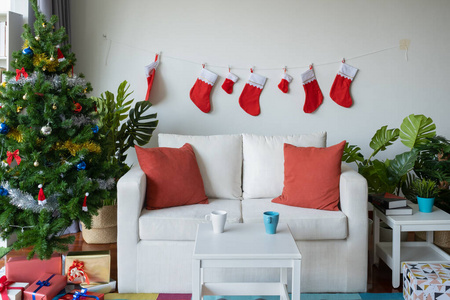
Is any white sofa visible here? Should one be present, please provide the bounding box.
[117,133,368,293]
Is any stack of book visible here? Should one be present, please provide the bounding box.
[369,193,413,215]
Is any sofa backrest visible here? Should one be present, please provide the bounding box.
[242,132,327,199]
[158,134,242,199]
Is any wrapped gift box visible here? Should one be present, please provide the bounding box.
[63,251,110,285]
[81,280,116,294]
[57,288,104,300]
[6,253,62,284]
[23,273,66,300]
[0,276,29,300]
[403,262,450,300]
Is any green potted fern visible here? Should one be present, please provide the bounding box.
[412,178,439,213]
[81,81,158,243]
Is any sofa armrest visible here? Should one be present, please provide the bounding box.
[339,163,368,291]
[117,165,146,292]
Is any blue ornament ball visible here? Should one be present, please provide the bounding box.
[0,122,10,134]
[92,125,99,134]
[0,186,9,196]
[77,161,87,171]
[22,47,34,56]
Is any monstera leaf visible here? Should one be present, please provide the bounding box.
[368,126,399,160]
[342,143,364,163]
[400,114,436,149]
[116,101,158,163]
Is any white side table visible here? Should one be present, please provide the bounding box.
[192,223,302,300]
[373,203,450,288]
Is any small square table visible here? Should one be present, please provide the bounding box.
[373,203,450,288]
[192,223,302,300]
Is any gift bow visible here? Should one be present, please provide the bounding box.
[0,275,24,300]
[6,149,21,166]
[72,288,99,300]
[68,260,90,285]
[32,274,55,300]
[15,67,28,81]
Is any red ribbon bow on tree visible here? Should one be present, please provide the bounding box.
[0,275,24,300]
[6,149,21,166]
[68,260,90,285]
[15,67,28,81]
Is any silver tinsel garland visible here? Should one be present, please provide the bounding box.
[7,72,88,91]
[3,181,60,213]
[96,178,116,190]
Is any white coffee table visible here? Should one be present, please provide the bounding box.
[192,223,301,300]
[373,203,450,288]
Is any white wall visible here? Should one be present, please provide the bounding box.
[70,0,450,165]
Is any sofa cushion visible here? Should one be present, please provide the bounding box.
[242,198,347,240]
[272,141,345,211]
[158,134,242,199]
[136,143,209,210]
[242,132,327,199]
[139,199,242,241]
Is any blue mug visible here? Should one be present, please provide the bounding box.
[263,211,279,234]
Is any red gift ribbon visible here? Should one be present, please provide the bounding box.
[15,68,28,81]
[6,149,21,166]
[68,260,90,285]
[0,275,25,300]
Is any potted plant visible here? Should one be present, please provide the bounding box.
[413,136,450,250]
[411,178,439,213]
[342,114,436,196]
[81,81,158,243]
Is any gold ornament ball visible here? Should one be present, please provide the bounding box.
[35,35,40,41]
[52,104,57,110]
[50,56,55,61]
[42,23,46,28]
[16,106,23,113]
[43,67,46,71]
[34,161,39,167]
[23,93,27,100]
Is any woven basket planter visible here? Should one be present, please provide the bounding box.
[415,231,450,254]
[81,205,117,244]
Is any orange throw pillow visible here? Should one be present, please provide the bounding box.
[272,141,346,211]
[135,143,209,210]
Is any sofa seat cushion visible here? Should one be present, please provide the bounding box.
[158,134,242,199]
[242,198,347,240]
[242,133,327,199]
[139,199,242,241]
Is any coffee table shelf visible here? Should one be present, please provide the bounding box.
[192,223,301,300]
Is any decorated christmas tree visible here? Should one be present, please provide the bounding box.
[0,0,121,258]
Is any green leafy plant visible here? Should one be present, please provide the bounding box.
[342,114,436,196]
[93,81,158,205]
[411,178,439,198]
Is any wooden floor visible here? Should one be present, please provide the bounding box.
[1,230,402,294]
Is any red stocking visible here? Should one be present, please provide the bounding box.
[189,68,218,113]
[239,71,267,116]
[330,62,358,108]
[301,67,323,113]
[144,54,159,102]
[278,73,293,93]
[222,72,238,94]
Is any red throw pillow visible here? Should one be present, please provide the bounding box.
[272,141,346,211]
[135,143,209,210]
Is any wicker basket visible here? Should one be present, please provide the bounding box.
[415,231,450,254]
[81,205,117,244]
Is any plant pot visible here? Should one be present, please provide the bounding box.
[81,205,117,244]
[417,196,435,213]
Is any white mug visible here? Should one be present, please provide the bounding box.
[205,210,227,234]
